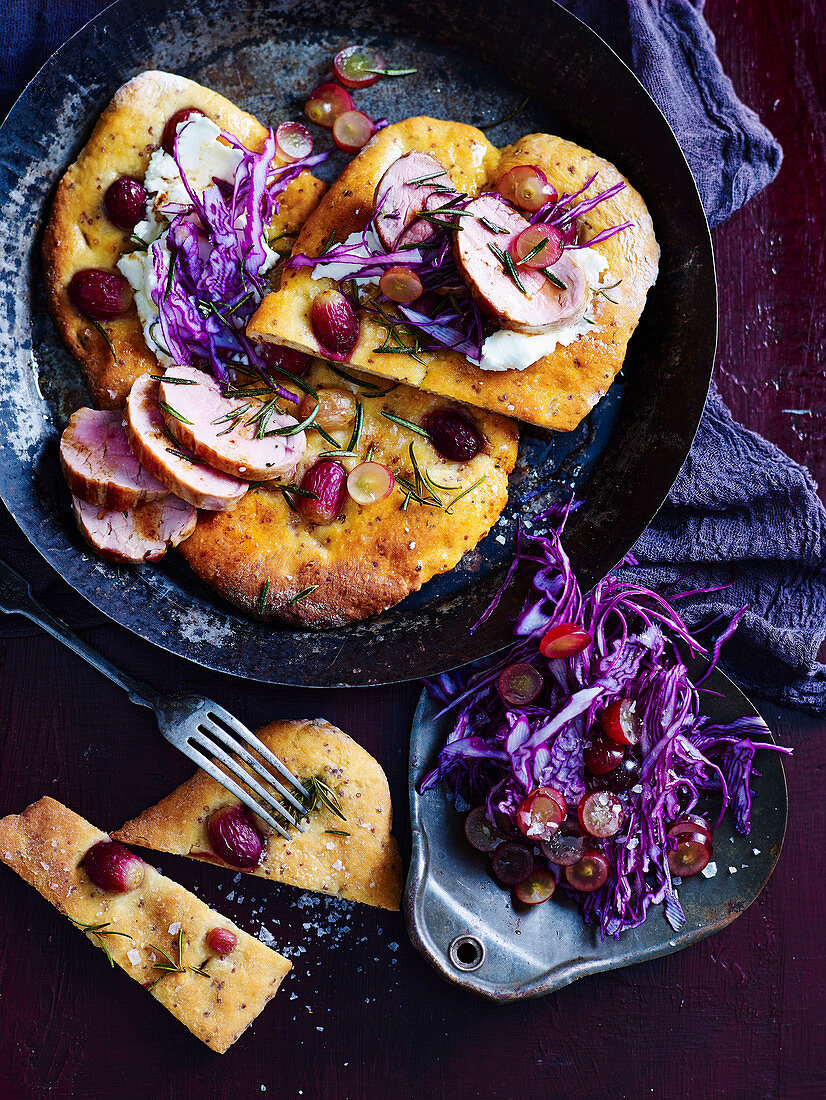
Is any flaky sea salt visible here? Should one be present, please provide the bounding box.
[127,948,141,966]
[168,921,181,935]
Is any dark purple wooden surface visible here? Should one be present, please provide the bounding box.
[1,1,824,1097]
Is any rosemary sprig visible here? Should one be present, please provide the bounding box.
[299,776,346,821]
[318,449,360,459]
[515,240,548,266]
[151,375,198,384]
[158,400,193,425]
[87,317,116,365]
[265,402,318,436]
[148,928,209,990]
[324,829,351,837]
[596,279,622,304]
[267,229,298,246]
[319,231,337,256]
[409,442,443,506]
[364,66,418,77]
[149,322,172,358]
[347,401,364,453]
[258,579,270,615]
[406,170,448,186]
[478,216,508,235]
[325,364,383,391]
[68,916,132,968]
[382,411,431,437]
[445,475,487,514]
[488,242,527,295]
[314,424,341,448]
[542,268,567,290]
[130,233,149,248]
[288,585,318,606]
[164,252,176,300]
[482,93,531,130]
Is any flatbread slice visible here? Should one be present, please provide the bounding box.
[114,719,402,911]
[0,797,291,1053]
[247,116,660,432]
[43,70,326,409]
[177,360,519,627]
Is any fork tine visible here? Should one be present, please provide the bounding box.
[201,716,308,827]
[205,706,311,804]
[182,741,291,840]
[193,734,303,831]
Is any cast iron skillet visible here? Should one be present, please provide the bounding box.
[0,0,716,687]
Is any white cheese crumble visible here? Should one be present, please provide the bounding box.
[475,246,611,371]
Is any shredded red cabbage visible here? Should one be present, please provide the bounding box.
[421,521,791,938]
[148,120,326,389]
[289,168,630,364]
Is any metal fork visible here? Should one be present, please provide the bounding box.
[0,556,308,839]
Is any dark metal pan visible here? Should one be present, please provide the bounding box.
[0,0,715,686]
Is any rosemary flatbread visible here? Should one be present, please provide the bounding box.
[0,797,291,1053]
[247,116,659,432]
[43,70,326,409]
[174,359,518,626]
[114,719,403,911]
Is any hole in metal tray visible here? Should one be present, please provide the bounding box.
[448,935,485,971]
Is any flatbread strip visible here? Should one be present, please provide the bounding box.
[177,360,518,627]
[42,70,326,409]
[0,797,291,1052]
[248,117,660,432]
[115,719,403,911]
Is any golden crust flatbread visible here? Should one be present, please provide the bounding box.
[114,719,403,911]
[0,797,291,1053]
[42,70,326,409]
[247,117,660,432]
[177,360,519,627]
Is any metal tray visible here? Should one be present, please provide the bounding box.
[406,665,786,1000]
[0,0,716,686]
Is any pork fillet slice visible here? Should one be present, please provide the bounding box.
[60,408,167,509]
[73,495,197,563]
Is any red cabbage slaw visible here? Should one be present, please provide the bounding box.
[289,168,630,364]
[421,521,791,937]
[147,120,326,393]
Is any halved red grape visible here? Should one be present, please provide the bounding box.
[491,842,534,887]
[104,176,148,230]
[275,120,313,162]
[304,83,355,129]
[497,165,558,212]
[584,734,625,776]
[565,850,610,892]
[68,269,132,320]
[311,289,359,360]
[667,814,712,844]
[162,107,205,155]
[297,460,347,525]
[464,806,504,853]
[423,409,482,462]
[600,699,642,746]
[347,462,395,505]
[578,790,624,838]
[602,756,642,793]
[539,623,591,658]
[667,831,712,878]
[333,110,376,153]
[256,342,311,377]
[514,869,556,905]
[516,787,566,841]
[541,818,589,866]
[498,662,544,707]
[509,223,563,268]
[334,45,386,89]
[379,265,423,304]
[207,806,263,868]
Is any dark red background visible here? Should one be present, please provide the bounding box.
[1,1,824,1097]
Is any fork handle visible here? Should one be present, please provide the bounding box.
[0,556,161,710]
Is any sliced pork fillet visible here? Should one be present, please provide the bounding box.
[126,375,248,511]
[453,194,588,334]
[60,408,167,509]
[73,495,197,563]
[157,366,305,481]
[373,151,458,251]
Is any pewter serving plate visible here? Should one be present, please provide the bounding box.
[0,0,716,686]
[406,663,787,1000]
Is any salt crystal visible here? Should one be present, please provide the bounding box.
[701,861,717,879]
[495,535,506,545]
[39,861,49,870]
[168,921,181,935]
[753,848,761,855]
[728,866,737,874]
[127,948,141,966]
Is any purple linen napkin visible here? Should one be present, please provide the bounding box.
[1,0,824,712]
